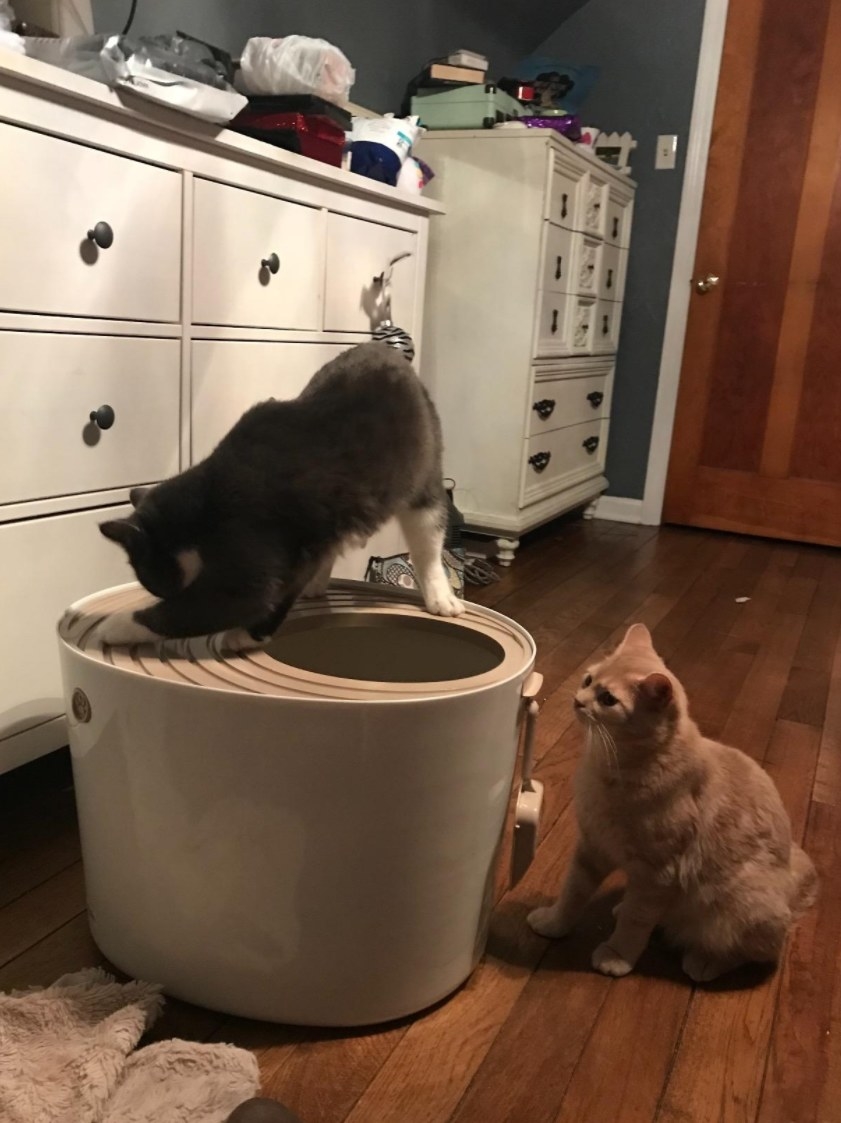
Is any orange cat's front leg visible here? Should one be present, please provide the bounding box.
[528,842,613,939]
[592,878,674,976]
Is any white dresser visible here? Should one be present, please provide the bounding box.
[0,52,440,774]
[416,129,635,563]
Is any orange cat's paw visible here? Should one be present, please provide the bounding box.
[682,950,741,982]
[592,942,634,977]
[527,906,572,939]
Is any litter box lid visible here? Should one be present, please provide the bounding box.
[59,581,535,702]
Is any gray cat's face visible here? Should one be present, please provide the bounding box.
[100,489,185,600]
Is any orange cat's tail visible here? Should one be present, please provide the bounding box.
[790,844,819,916]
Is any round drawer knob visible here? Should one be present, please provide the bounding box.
[89,404,115,430]
[86,221,114,250]
[261,253,280,275]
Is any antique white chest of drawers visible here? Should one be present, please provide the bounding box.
[416,129,635,563]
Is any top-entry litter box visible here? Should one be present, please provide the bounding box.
[58,581,538,1026]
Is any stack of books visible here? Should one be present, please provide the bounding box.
[401,50,490,114]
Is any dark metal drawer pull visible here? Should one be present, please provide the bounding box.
[586,391,604,408]
[529,451,551,472]
[582,436,600,454]
[533,399,556,420]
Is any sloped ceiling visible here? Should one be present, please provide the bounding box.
[448,0,593,55]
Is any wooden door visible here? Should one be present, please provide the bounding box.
[664,0,841,546]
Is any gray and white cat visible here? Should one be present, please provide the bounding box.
[97,343,462,647]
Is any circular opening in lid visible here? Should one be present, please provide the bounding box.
[264,612,505,683]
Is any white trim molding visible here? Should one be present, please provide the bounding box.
[640,0,730,526]
[593,496,644,524]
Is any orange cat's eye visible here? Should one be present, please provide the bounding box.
[583,674,592,687]
[598,690,618,707]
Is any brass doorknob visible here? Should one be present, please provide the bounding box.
[695,273,720,294]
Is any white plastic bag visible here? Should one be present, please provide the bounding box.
[240,35,355,105]
[100,35,247,124]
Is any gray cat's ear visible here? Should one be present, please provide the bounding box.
[100,518,145,551]
[620,623,654,652]
[638,672,673,709]
[129,487,151,509]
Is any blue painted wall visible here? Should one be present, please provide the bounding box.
[537,0,706,499]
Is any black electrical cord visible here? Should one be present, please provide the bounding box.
[122,0,138,35]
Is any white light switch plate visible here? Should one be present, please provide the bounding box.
[655,134,678,170]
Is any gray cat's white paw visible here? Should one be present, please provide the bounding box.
[96,612,159,647]
[592,942,634,977]
[221,627,267,653]
[424,582,465,618]
[301,580,331,599]
[527,906,572,939]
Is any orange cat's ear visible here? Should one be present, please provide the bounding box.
[620,623,654,652]
[638,673,673,709]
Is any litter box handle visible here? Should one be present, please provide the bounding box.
[519,672,543,788]
[511,672,544,887]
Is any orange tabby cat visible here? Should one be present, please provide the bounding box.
[528,623,817,981]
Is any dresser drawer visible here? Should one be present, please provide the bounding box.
[0,125,181,322]
[546,152,585,231]
[192,178,324,329]
[535,291,572,356]
[594,300,621,354]
[324,214,418,334]
[599,244,626,300]
[191,339,349,461]
[541,223,576,293]
[521,419,606,507]
[606,192,633,248]
[0,333,180,507]
[0,504,132,741]
[528,373,610,437]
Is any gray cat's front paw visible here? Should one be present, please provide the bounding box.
[221,627,268,653]
[592,942,634,977]
[424,580,465,618]
[96,612,159,647]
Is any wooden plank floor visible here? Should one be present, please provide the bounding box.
[3,520,839,1122]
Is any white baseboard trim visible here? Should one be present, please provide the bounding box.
[593,496,644,524]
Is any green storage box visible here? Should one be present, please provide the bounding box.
[410,84,524,130]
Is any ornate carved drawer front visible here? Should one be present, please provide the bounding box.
[583,172,609,238]
[528,372,611,437]
[577,238,602,297]
[0,332,180,507]
[521,419,607,507]
[192,178,324,330]
[0,124,182,322]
